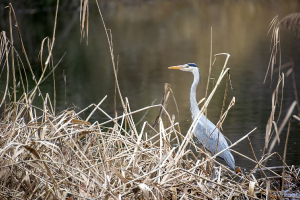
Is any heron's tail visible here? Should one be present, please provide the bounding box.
[223,150,235,170]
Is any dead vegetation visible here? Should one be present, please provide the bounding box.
[279,13,300,38]
[0,2,300,199]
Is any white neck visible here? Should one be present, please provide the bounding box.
[190,68,200,120]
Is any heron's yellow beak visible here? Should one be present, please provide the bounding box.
[168,66,184,70]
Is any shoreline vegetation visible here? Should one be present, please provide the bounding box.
[1,2,300,199]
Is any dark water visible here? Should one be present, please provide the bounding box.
[1,0,300,169]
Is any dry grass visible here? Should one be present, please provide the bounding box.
[0,2,300,200]
[279,13,300,37]
[265,14,300,117]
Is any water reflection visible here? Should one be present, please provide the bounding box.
[2,0,300,169]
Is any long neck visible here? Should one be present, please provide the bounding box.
[190,69,200,120]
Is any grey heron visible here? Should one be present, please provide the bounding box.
[169,63,235,170]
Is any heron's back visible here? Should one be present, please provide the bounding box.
[194,116,235,170]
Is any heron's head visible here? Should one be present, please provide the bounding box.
[168,63,198,72]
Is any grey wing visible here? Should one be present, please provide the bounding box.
[194,116,235,170]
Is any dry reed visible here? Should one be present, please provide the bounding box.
[279,13,300,37]
[0,2,300,200]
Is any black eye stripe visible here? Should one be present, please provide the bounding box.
[187,63,198,68]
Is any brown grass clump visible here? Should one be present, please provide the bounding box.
[279,13,300,37]
[1,96,300,199]
[1,2,300,200]
[0,95,239,199]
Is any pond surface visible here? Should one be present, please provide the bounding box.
[2,0,300,170]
